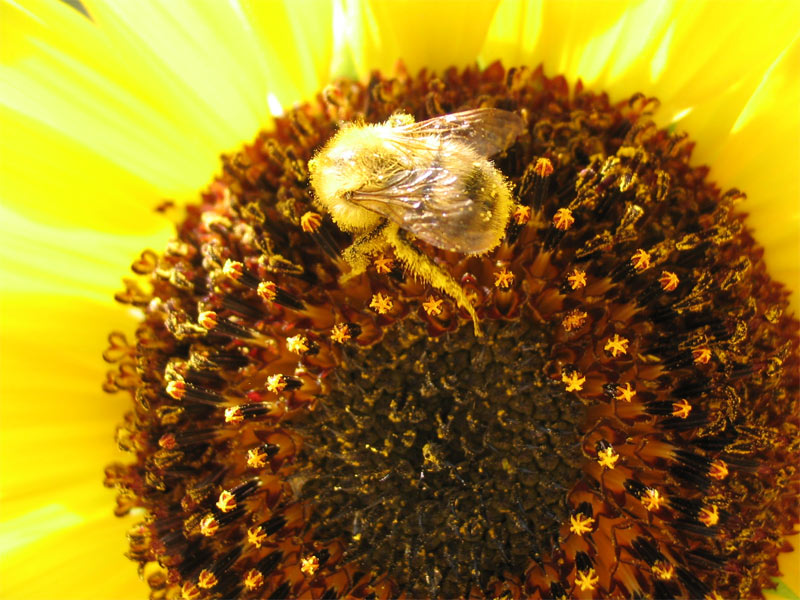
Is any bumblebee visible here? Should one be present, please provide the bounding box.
[308,108,525,334]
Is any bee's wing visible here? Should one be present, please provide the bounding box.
[349,166,497,254]
[395,108,525,157]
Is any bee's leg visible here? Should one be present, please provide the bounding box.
[340,221,389,282]
[385,223,482,337]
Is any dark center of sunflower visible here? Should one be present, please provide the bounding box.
[296,319,586,597]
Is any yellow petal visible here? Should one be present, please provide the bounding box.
[0,292,146,598]
[713,33,800,302]
[1,0,336,231]
[344,0,501,78]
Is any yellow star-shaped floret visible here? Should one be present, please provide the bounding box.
[300,211,322,233]
[224,406,244,423]
[569,513,595,536]
[181,581,201,600]
[534,157,554,177]
[705,591,724,600]
[247,525,266,548]
[223,259,244,281]
[641,488,663,511]
[562,370,586,392]
[652,561,674,581]
[699,504,719,527]
[631,248,652,271]
[197,569,218,590]
[286,334,309,354]
[166,379,186,400]
[671,399,692,419]
[243,569,264,591]
[604,334,630,358]
[373,255,394,274]
[615,382,636,402]
[216,490,236,513]
[300,555,319,577]
[494,268,514,288]
[257,281,277,302]
[266,373,287,393]
[562,309,587,331]
[709,460,728,481]
[513,205,531,225]
[575,568,599,592]
[246,447,268,469]
[567,268,587,290]
[370,292,394,315]
[422,296,444,316]
[553,207,575,230]
[330,323,351,343]
[692,346,712,364]
[659,270,679,291]
[198,310,219,330]
[199,514,219,537]
[597,446,619,469]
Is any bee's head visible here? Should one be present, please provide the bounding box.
[308,126,384,233]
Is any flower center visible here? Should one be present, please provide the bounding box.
[297,319,585,597]
[103,63,799,600]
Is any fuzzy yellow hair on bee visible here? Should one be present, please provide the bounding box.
[308,108,525,335]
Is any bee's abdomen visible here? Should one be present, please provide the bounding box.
[450,159,512,253]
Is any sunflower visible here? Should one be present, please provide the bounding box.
[0,1,798,599]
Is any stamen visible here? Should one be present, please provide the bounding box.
[566,269,587,290]
[286,334,311,355]
[257,281,305,310]
[552,208,575,230]
[709,460,729,480]
[604,334,630,357]
[562,309,588,331]
[671,399,692,419]
[246,443,278,469]
[692,346,712,364]
[197,570,218,590]
[493,268,514,288]
[631,249,652,272]
[518,156,553,211]
[181,581,201,600]
[300,211,339,259]
[596,440,619,469]
[243,569,264,592]
[615,382,636,402]
[569,504,595,536]
[199,514,219,537]
[652,560,674,581]
[562,369,586,392]
[659,270,680,291]
[330,323,353,343]
[641,488,663,511]
[369,293,394,315]
[373,255,394,274]
[300,555,320,577]
[422,296,444,316]
[699,504,719,527]
[512,205,531,225]
[575,569,599,592]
